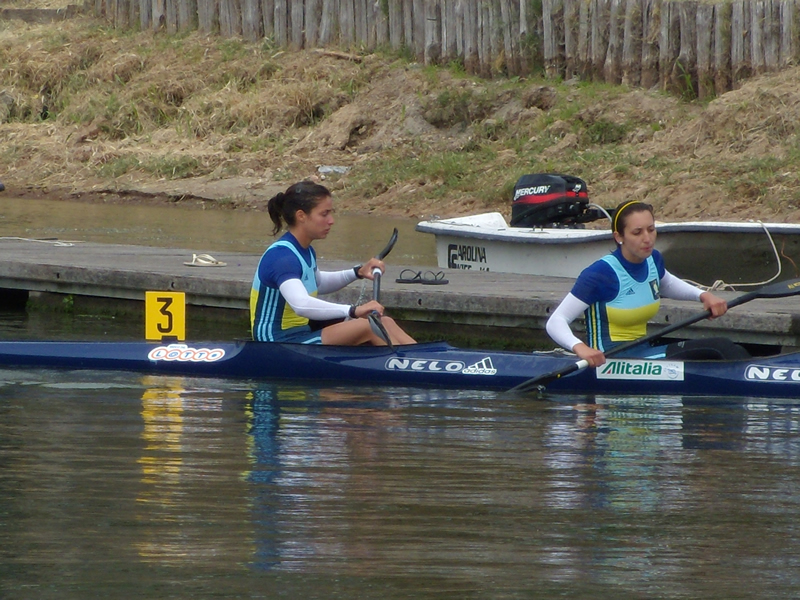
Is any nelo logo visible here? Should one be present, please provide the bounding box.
[385,358,465,372]
[148,344,226,362]
[745,365,800,382]
[384,357,498,376]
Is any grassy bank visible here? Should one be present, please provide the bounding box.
[2,15,800,222]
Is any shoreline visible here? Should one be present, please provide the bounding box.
[0,175,426,218]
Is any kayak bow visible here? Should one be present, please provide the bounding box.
[1,338,800,398]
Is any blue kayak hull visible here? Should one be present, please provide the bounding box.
[0,339,799,398]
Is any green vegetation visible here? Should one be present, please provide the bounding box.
[1,16,799,223]
[584,119,629,145]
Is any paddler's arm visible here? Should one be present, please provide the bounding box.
[699,291,728,318]
[280,279,352,320]
[357,258,385,281]
[280,279,386,320]
[546,293,607,367]
[660,271,728,318]
[316,258,386,294]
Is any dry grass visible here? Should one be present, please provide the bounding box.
[2,15,800,224]
[2,0,72,7]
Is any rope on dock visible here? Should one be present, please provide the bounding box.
[684,221,782,292]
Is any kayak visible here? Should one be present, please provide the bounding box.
[1,339,800,398]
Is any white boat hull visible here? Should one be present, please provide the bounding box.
[417,212,800,283]
[436,230,615,277]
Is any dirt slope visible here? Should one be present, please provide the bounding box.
[1,17,800,224]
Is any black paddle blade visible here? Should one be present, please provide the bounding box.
[510,361,586,393]
[509,379,548,395]
[368,311,395,351]
[377,228,399,260]
[732,277,800,303]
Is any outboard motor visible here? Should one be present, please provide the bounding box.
[510,173,602,228]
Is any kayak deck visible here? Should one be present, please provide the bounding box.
[0,339,799,399]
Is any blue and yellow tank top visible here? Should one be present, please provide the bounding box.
[250,237,318,342]
[584,253,661,351]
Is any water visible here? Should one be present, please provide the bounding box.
[0,194,436,265]
[3,367,800,599]
[2,199,800,598]
[0,312,799,598]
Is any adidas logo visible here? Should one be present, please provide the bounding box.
[624,287,636,295]
[463,357,497,375]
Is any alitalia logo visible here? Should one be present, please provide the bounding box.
[597,359,684,381]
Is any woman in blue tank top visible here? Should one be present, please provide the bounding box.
[546,200,747,366]
[250,181,416,346]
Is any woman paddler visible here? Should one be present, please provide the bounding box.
[545,200,748,367]
[251,180,416,346]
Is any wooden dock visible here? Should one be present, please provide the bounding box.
[0,237,798,349]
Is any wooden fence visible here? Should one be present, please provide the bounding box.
[95,0,800,97]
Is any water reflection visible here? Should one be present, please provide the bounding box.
[0,195,435,265]
[134,376,254,567]
[543,395,746,514]
[244,384,525,576]
[4,372,800,597]
[238,384,800,595]
[539,395,800,593]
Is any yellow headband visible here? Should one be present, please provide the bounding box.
[613,201,643,233]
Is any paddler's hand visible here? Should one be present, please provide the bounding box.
[700,291,728,318]
[573,343,606,368]
[357,258,385,281]
[352,300,384,318]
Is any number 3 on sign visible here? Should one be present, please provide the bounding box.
[145,291,186,341]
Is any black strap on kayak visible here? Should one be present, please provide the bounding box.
[510,277,800,394]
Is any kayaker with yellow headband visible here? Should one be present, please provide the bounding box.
[546,200,748,367]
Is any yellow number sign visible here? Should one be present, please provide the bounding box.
[145,291,186,341]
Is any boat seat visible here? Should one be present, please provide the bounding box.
[665,337,750,360]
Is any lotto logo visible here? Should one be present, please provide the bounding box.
[147,344,226,362]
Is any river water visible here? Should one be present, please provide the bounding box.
[3,357,800,599]
[2,197,800,598]
[0,194,436,264]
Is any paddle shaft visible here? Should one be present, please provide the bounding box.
[511,277,800,393]
[372,267,383,301]
[367,228,398,350]
[608,278,800,355]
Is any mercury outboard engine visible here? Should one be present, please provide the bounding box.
[510,173,603,228]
